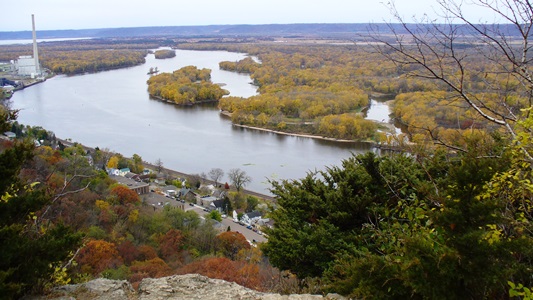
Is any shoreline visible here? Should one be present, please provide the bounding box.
[57,138,275,201]
[220,110,390,145]
[232,122,365,143]
[149,95,219,106]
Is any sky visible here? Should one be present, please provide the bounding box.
[2,0,499,31]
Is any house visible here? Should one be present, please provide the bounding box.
[178,188,197,203]
[107,168,120,176]
[161,185,179,197]
[111,175,149,195]
[84,154,93,166]
[212,189,227,199]
[144,192,185,211]
[154,178,166,186]
[3,131,16,140]
[209,199,225,213]
[125,172,140,181]
[118,168,130,176]
[241,211,262,226]
[138,174,151,182]
[199,195,219,207]
[257,218,275,229]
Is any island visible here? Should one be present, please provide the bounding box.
[146,65,229,105]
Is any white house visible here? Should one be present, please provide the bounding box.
[118,168,130,176]
[241,211,262,226]
[107,168,120,176]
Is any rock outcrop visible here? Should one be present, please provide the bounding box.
[28,274,346,300]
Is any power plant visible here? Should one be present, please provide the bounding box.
[13,14,42,77]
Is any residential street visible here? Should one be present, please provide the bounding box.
[186,204,267,244]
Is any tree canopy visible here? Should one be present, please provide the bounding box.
[147,65,229,105]
[261,1,533,298]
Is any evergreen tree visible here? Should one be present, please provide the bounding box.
[0,105,83,298]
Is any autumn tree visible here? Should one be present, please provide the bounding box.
[41,49,147,75]
[129,258,172,285]
[130,153,144,174]
[117,240,141,265]
[146,65,229,105]
[154,49,176,59]
[176,257,238,282]
[110,185,140,205]
[208,168,224,186]
[216,231,251,260]
[77,240,122,276]
[92,147,113,170]
[107,155,119,169]
[228,168,251,192]
[158,228,184,260]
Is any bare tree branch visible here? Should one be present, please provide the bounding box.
[368,0,533,162]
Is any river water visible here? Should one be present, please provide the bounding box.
[10,49,386,194]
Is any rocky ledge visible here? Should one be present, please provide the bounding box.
[27,274,346,300]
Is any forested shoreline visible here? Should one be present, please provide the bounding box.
[146,65,229,105]
[0,40,157,75]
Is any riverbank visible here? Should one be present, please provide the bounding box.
[220,110,396,145]
[149,95,219,106]
[232,122,360,143]
[57,138,275,201]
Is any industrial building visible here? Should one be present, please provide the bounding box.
[14,56,39,76]
[13,14,41,78]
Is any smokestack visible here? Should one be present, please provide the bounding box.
[31,14,40,75]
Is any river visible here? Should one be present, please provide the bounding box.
[10,49,388,194]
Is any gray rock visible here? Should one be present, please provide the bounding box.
[28,274,348,300]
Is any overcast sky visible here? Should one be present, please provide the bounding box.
[2,0,498,31]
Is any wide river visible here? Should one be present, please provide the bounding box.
[10,49,385,194]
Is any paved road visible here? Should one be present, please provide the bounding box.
[186,204,267,244]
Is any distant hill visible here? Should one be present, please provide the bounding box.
[0,23,522,40]
[0,24,373,40]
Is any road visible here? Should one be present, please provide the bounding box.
[186,204,267,244]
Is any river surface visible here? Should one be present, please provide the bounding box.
[10,49,388,194]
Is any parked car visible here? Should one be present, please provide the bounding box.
[246,225,252,230]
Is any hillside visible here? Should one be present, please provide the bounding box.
[0,23,524,40]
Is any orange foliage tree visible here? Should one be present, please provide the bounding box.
[129,257,172,285]
[77,239,123,275]
[117,240,141,265]
[110,185,140,205]
[137,245,159,261]
[158,228,185,261]
[215,231,251,260]
[176,257,263,291]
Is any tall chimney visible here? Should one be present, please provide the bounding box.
[31,14,40,75]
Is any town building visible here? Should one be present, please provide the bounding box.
[111,175,149,195]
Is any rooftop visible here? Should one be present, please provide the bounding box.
[111,175,149,189]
